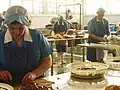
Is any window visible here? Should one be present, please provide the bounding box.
[22,0,33,13]
[85,0,120,15]
[107,0,120,14]
[57,0,66,13]
[0,0,44,14]
[11,0,22,6]
[0,0,9,12]
[34,0,44,14]
[48,0,81,14]
[74,0,82,14]
[48,0,57,14]
[85,0,107,15]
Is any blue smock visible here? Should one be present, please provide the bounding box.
[53,21,68,34]
[0,29,52,84]
[87,17,110,61]
[53,21,69,52]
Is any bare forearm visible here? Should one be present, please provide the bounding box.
[32,55,52,78]
[89,33,104,42]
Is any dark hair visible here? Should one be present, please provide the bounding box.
[11,21,21,24]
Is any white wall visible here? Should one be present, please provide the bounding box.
[83,15,120,25]
[30,14,120,28]
[30,14,81,28]
[30,15,53,28]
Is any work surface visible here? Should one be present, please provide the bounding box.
[44,70,120,90]
[13,69,120,90]
[78,43,120,50]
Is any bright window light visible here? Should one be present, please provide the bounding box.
[22,0,33,13]
[85,0,107,15]
[0,0,9,12]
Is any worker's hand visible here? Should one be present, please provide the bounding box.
[102,38,108,42]
[22,72,37,83]
[99,37,106,42]
[103,35,109,42]
[0,71,12,82]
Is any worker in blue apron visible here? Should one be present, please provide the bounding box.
[0,5,52,85]
[87,8,110,62]
[52,16,69,64]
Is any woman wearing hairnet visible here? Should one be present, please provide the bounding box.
[52,16,69,64]
[87,8,110,62]
[0,6,52,84]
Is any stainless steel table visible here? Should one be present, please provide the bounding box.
[47,37,87,76]
[46,70,120,90]
[77,43,119,61]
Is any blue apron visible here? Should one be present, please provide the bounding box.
[0,30,52,85]
[3,41,40,84]
[54,23,67,52]
[87,20,106,61]
[4,42,28,84]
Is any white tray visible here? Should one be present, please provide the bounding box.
[0,83,13,90]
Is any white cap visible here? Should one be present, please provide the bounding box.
[97,8,106,13]
[4,5,31,26]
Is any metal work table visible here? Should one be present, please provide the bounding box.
[47,37,87,76]
[47,37,87,62]
[78,43,120,61]
[45,70,120,90]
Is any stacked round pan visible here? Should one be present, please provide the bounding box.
[105,56,120,70]
[68,62,108,79]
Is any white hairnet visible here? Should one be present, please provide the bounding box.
[97,8,106,13]
[4,5,31,26]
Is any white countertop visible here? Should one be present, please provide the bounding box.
[45,70,120,90]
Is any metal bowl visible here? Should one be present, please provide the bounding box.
[67,62,109,79]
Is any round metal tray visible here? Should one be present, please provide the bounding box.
[67,62,109,79]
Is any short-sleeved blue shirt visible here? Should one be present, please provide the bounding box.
[0,29,53,83]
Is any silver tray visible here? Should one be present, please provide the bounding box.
[67,62,109,79]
